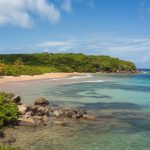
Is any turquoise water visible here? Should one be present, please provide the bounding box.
[1,70,150,150]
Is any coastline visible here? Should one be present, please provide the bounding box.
[0,72,83,84]
[0,70,141,85]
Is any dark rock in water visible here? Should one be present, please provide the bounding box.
[17,104,30,115]
[83,114,96,121]
[30,106,50,116]
[37,106,50,116]
[34,97,49,106]
[11,95,21,104]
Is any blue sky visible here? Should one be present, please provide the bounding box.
[0,0,150,68]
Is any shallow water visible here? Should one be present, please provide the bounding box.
[0,70,150,150]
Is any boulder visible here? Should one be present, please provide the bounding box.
[64,111,74,118]
[53,121,67,126]
[30,105,39,113]
[17,104,30,115]
[72,114,82,119]
[83,114,96,121]
[24,111,33,118]
[18,117,35,126]
[37,107,50,116]
[53,110,64,117]
[42,115,49,122]
[11,95,21,104]
[34,97,49,106]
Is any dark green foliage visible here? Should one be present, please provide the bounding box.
[0,53,136,75]
[0,92,18,135]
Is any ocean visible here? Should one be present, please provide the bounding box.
[0,70,150,150]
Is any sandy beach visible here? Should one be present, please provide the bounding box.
[0,72,82,84]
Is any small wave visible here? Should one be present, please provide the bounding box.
[85,80,103,83]
[68,74,93,79]
[50,74,93,80]
[141,71,148,74]
[67,79,104,84]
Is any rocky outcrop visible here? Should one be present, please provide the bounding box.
[53,108,87,119]
[34,97,49,106]
[6,94,97,127]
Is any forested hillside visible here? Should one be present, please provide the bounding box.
[0,53,136,76]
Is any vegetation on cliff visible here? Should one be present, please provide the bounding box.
[0,53,136,76]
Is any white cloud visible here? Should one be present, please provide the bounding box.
[37,41,72,47]
[0,0,60,28]
[61,0,72,13]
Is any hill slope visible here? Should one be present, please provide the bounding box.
[0,53,136,76]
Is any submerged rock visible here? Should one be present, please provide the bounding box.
[83,114,96,121]
[18,117,36,126]
[53,108,88,119]
[33,116,44,125]
[42,115,49,122]
[1,135,16,145]
[53,121,67,126]
[34,97,49,106]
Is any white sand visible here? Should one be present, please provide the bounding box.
[0,72,82,84]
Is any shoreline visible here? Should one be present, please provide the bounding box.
[0,70,141,85]
[0,72,83,84]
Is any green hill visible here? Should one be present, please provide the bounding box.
[0,53,136,76]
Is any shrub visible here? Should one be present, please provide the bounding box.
[0,92,18,135]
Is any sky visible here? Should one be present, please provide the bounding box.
[0,0,150,68]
